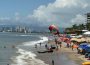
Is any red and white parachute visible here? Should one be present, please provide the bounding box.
[49,24,59,35]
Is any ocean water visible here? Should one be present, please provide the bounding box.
[0,32,49,65]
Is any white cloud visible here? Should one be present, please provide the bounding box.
[71,14,86,25]
[54,0,88,8]
[27,0,89,27]
[0,0,89,27]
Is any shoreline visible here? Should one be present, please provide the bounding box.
[35,41,84,65]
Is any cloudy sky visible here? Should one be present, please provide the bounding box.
[0,0,90,28]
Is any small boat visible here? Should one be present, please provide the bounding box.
[37,49,53,53]
[82,62,90,65]
[37,51,47,53]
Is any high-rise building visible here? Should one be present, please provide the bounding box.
[87,13,90,23]
[85,13,90,30]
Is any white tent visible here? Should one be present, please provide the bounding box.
[83,31,90,35]
[82,30,89,32]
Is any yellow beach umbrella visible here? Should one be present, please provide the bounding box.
[82,62,90,65]
[86,37,90,42]
[80,38,86,42]
[71,38,78,41]
[71,37,86,43]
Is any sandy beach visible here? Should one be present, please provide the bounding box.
[35,41,85,65]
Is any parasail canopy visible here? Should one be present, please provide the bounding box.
[49,25,59,35]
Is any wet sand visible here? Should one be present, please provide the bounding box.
[35,42,83,65]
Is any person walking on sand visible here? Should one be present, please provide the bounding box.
[52,60,54,65]
[45,44,48,49]
[55,38,57,44]
[58,42,62,48]
[71,44,74,51]
[60,43,62,48]
[39,42,41,46]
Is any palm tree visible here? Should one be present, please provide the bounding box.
[78,24,85,30]
[86,22,90,30]
[72,24,78,30]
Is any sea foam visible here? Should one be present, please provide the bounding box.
[23,36,48,46]
[11,48,49,65]
[11,36,49,65]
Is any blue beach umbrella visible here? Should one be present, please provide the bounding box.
[85,44,90,52]
[79,43,88,49]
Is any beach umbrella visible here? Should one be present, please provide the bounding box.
[71,37,86,43]
[49,25,59,35]
[83,31,90,35]
[77,38,87,43]
[80,43,88,45]
[85,37,90,42]
[71,38,78,42]
[83,44,90,53]
[82,62,90,65]
[79,43,88,49]
[80,38,86,42]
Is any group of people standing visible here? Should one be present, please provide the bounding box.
[35,42,52,50]
[55,38,62,49]
[54,37,79,51]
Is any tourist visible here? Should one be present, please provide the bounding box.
[52,60,54,65]
[39,42,41,46]
[45,44,48,49]
[71,45,74,51]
